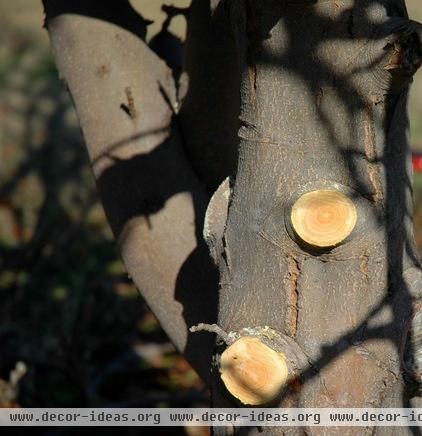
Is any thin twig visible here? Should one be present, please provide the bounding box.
[189,323,232,345]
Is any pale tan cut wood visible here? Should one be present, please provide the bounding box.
[219,336,289,405]
[290,189,357,248]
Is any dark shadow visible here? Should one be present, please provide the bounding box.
[43,0,152,41]
[149,5,189,80]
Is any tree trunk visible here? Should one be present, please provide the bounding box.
[203,0,422,434]
[42,0,422,434]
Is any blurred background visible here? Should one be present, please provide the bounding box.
[0,1,421,434]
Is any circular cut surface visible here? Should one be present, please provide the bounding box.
[219,336,288,405]
[290,189,357,248]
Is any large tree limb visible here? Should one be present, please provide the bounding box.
[42,0,218,384]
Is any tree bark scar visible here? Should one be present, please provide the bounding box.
[363,103,383,206]
[221,232,232,276]
[244,0,259,107]
[247,63,257,106]
[285,253,300,338]
[95,64,110,78]
[383,24,422,84]
[316,87,324,107]
[359,250,369,285]
[120,86,137,119]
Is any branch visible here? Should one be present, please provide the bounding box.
[42,0,218,384]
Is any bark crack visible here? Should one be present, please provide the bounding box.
[363,103,383,206]
[247,63,257,106]
[360,250,370,285]
[221,233,231,273]
[244,0,260,107]
[319,373,337,405]
[285,253,301,338]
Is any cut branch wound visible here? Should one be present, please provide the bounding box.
[290,189,357,249]
[219,336,289,405]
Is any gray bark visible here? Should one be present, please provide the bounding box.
[206,0,422,434]
[42,0,219,384]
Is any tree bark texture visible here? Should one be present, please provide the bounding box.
[42,0,220,384]
[42,0,422,434]
[205,0,422,434]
